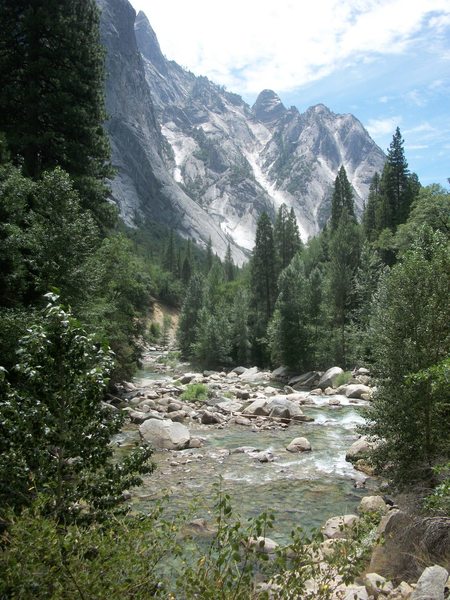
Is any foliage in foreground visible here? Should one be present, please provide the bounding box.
[0,483,382,600]
[0,296,154,522]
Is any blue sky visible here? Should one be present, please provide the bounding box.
[129,0,450,187]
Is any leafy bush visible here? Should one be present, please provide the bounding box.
[181,383,209,402]
[334,370,353,387]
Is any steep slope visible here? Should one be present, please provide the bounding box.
[98,1,385,258]
[97,0,247,263]
[134,10,385,247]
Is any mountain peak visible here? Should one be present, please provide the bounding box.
[134,11,167,75]
[252,89,286,125]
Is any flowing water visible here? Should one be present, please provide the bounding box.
[118,362,374,544]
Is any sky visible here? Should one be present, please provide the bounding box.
[129,0,450,187]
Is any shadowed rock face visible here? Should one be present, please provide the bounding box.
[97,0,385,260]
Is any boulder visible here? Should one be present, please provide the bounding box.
[236,390,250,400]
[232,366,248,375]
[233,415,252,426]
[266,396,305,421]
[128,410,155,424]
[333,584,369,599]
[358,496,388,515]
[139,418,190,450]
[364,573,394,598]
[179,373,197,384]
[288,371,320,389]
[168,410,187,423]
[247,536,279,554]
[286,437,312,452]
[318,367,344,390]
[201,410,225,425]
[356,367,370,376]
[216,400,243,413]
[345,436,377,463]
[242,398,270,416]
[251,450,275,463]
[189,437,204,448]
[322,514,359,539]
[271,365,291,380]
[345,384,371,399]
[231,446,260,454]
[410,565,448,600]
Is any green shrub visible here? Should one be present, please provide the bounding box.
[335,370,352,387]
[181,383,208,402]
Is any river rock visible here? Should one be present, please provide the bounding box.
[233,415,252,426]
[264,386,279,396]
[228,366,244,375]
[178,373,197,384]
[139,418,190,450]
[201,410,225,425]
[322,514,359,539]
[128,410,155,424]
[333,584,369,599]
[188,437,204,448]
[216,400,243,413]
[345,384,371,399]
[231,446,259,454]
[242,398,270,416]
[271,366,291,380]
[236,389,250,400]
[168,410,187,423]
[288,371,320,389]
[329,396,341,406]
[247,536,279,554]
[167,401,183,412]
[345,435,377,463]
[364,573,394,598]
[318,367,344,390]
[410,565,448,600]
[358,496,388,515]
[266,396,305,421]
[355,367,370,376]
[389,581,414,599]
[286,437,312,452]
[251,450,275,463]
[239,367,270,383]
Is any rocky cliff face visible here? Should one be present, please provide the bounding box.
[97,0,246,263]
[97,1,385,260]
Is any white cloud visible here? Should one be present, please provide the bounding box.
[366,116,402,137]
[129,0,450,94]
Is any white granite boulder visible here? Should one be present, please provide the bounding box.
[139,418,190,450]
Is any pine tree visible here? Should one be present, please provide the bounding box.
[381,127,411,228]
[181,240,192,285]
[205,236,213,273]
[163,230,176,274]
[363,172,381,241]
[224,243,235,282]
[270,253,311,371]
[0,0,112,218]
[249,213,277,364]
[177,273,205,358]
[274,204,302,275]
[331,166,355,230]
[327,212,362,366]
[231,288,251,366]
